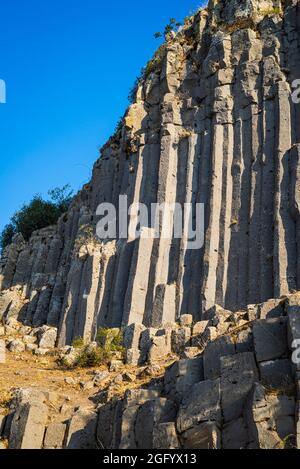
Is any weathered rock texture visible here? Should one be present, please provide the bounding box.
[1,0,300,349]
[1,294,300,450]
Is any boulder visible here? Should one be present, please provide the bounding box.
[44,423,67,449]
[235,327,254,353]
[247,304,259,322]
[258,299,285,319]
[26,343,38,353]
[126,348,141,366]
[38,327,57,349]
[192,321,209,337]
[259,359,294,389]
[152,423,180,449]
[203,336,235,380]
[149,334,171,364]
[0,414,6,435]
[287,305,300,369]
[220,352,258,424]
[23,335,37,345]
[164,357,204,404]
[135,398,177,449]
[192,326,218,349]
[34,348,49,356]
[253,318,288,362]
[179,315,193,327]
[97,401,119,449]
[7,339,25,353]
[109,360,123,372]
[118,389,160,449]
[93,371,110,387]
[177,378,221,433]
[182,347,201,359]
[171,327,191,355]
[139,328,158,363]
[203,304,232,324]
[9,401,48,449]
[180,422,221,450]
[246,383,296,449]
[66,409,98,449]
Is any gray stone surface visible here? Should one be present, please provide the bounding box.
[9,401,48,449]
[258,299,285,320]
[126,348,141,366]
[118,390,160,449]
[149,333,171,363]
[246,383,296,449]
[66,410,98,449]
[97,401,119,449]
[253,318,288,362]
[171,327,191,355]
[177,378,221,433]
[135,398,177,449]
[7,339,25,353]
[203,336,236,380]
[259,359,294,389]
[152,423,180,449]
[192,321,209,337]
[164,357,204,403]
[222,418,248,450]
[123,323,145,350]
[0,1,298,346]
[38,326,57,349]
[180,422,221,450]
[221,352,259,424]
[44,422,67,449]
[179,315,193,327]
[1,0,300,451]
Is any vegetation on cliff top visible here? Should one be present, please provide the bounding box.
[0,185,73,252]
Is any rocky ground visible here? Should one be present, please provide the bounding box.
[1,0,300,450]
[0,292,300,449]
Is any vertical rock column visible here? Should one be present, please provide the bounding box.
[274,81,296,297]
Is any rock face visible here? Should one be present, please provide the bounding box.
[1,0,300,451]
[1,0,300,346]
[0,294,300,450]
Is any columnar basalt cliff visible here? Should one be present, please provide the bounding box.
[1,0,300,349]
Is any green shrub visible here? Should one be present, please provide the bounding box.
[60,328,125,369]
[128,75,142,104]
[96,328,124,354]
[259,7,281,17]
[75,347,108,368]
[0,224,17,252]
[72,336,85,348]
[48,184,73,213]
[115,117,124,134]
[0,185,73,252]
[154,18,182,41]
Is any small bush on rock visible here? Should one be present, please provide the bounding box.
[72,337,85,348]
[75,347,108,368]
[96,328,124,354]
[59,329,125,369]
[0,185,73,252]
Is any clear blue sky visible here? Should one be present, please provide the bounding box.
[0,0,206,233]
